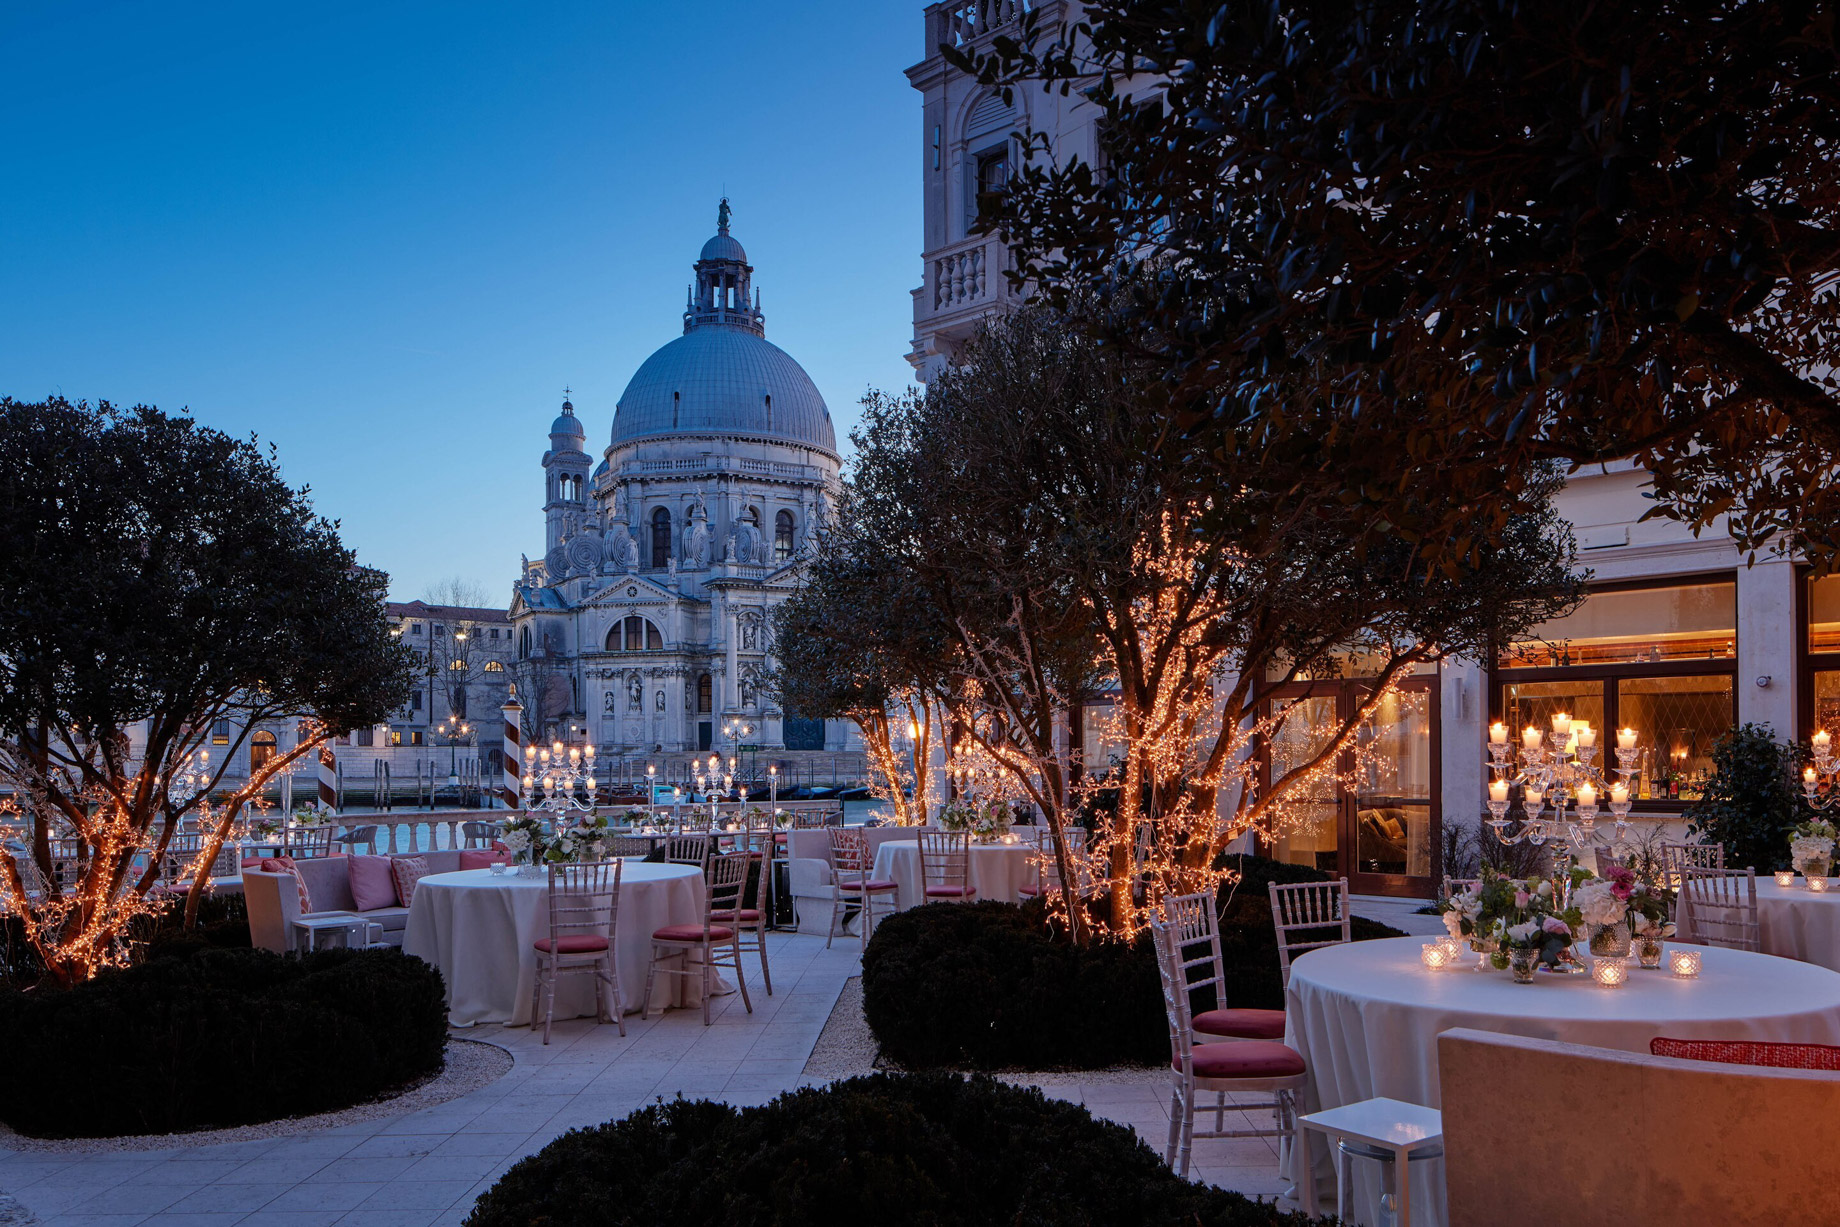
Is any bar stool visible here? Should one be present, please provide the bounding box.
[1298,1097,1443,1227]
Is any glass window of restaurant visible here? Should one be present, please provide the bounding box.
[1804,573,1840,743]
[1493,578,1737,806]
[1263,667,1440,897]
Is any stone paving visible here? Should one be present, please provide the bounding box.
[0,898,1430,1225]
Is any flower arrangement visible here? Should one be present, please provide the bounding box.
[969,800,1015,843]
[621,808,650,827]
[1441,871,1574,969]
[289,806,333,828]
[502,815,548,864]
[939,800,979,832]
[1792,819,1837,876]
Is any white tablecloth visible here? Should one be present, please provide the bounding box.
[1281,936,1840,1225]
[1754,878,1840,972]
[402,863,717,1026]
[870,838,1039,908]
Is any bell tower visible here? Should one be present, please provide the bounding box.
[542,392,591,553]
[685,198,765,336]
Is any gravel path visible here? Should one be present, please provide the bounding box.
[0,1036,511,1155]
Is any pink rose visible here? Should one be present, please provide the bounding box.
[1543,916,1572,936]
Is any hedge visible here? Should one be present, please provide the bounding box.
[0,946,448,1137]
[464,1072,1326,1227]
[862,855,1403,1070]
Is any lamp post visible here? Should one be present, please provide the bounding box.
[724,719,755,788]
[436,714,473,806]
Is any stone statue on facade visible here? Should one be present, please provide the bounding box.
[684,503,712,569]
[627,672,643,712]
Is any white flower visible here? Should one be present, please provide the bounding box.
[502,829,531,854]
[1506,920,1539,942]
[1442,911,1463,938]
[1572,881,1626,928]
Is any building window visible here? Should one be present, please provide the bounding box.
[249,730,276,772]
[484,660,504,672]
[211,719,231,745]
[651,507,672,568]
[973,146,1009,228]
[775,510,795,562]
[607,616,664,652]
[411,690,422,711]
[489,628,500,640]
[1806,574,1840,742]
[411,622,421,635]
[698,673,712,713]
[355,727,374,747]
[1494,578,1738,805]
[519,626,531,658]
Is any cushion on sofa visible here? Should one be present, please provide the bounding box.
[259,857,312,913]
[391,856,431,908]
[458,848,509,871]
[348,854,397,911]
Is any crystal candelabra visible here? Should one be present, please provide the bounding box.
[522,739,596,819]
[1805,731,1840,814]
[166,748,214,814]
[1486,713,1641,855]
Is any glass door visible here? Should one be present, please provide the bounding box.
[1350,677,1439,896]
[1265,687,1345,875]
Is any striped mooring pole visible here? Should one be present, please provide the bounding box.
[501,691,524,811]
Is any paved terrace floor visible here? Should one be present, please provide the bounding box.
[2,897,1440,1226]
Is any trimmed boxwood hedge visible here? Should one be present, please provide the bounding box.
[0,946,448,1138]
[464,1072,1326,1227]
[862,854,1404,1070]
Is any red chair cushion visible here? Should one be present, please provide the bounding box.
[1651,1036,1840,1071]
[839,878,898,892]
[1184,1041,1306,1079]
[924,885,976,898]
[1193,1008,1287,1041]
[710,908,763,922]
[652,923,736,942]
[533,935,609,954]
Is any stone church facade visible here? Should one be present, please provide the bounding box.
[510,205,849,760]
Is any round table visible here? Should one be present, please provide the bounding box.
[402,863,720,1026]
[871,838,1039,908]
[1754,877,1840,971]
[1282,935,1840,1225]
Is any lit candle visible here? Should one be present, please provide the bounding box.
[1576,726,1597,749]
[1807,767,1819,787]
[1617,728,1638,751]
[1522,726,1543,751]
[1592,957,1628,988]
[1489,779,1510,804]
[1490,722,1508,746]
[1523,786,1545,811]
[1577,783,1597,808]
[1812,876,1830,894]
[1668,949,1702,979]
[1420,942,1451,970]
[1551,712,1572,736]
[1776,869,1796,887]
[1816,730,1833,753]
[1610,782,1629,806]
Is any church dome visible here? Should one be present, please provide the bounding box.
[611,325,836,455]
[701,231,747,263]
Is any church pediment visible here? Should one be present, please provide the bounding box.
[579,577,684,608]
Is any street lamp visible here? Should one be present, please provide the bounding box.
[436,714,473,794]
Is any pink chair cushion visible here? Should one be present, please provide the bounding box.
[458,849,509,871]
[390,855,431,908]
[840,878,898,892]
[533,935,609,954]
[1184,1041,1306,1079]
[1651,1036,1840,1070]
[1193,1008,1287,1041]
[240,857,265,871]
[347,854,397,911]
[492,839,511,853]
[924,885,976,898]
[710,908,763,922]
[652,923,735,942]
[258,857,312,913]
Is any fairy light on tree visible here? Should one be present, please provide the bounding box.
[0,399,416,984]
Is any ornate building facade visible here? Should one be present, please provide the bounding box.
[510,205,848,760]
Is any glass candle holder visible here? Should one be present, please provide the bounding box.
[1812,876,1831,894]
[1668,949,1703,979]
[1420,942,1451,970]
[1592,957,1628,988]
[1776,870,1796,887]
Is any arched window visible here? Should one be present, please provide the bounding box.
[775,510,795,562]
[651,507,672,568]
[250,730,276,773]
[605,616,665,652]
[519,626,532,658]
[697,673,712,713]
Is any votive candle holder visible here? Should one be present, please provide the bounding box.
[1420,942,1452,971]
[1776,870,1796,887]
[1591,957,1628,988]
[1812,876,1831,894]
[1668,949,1703,979]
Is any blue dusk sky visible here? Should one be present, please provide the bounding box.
[0,1,922,602]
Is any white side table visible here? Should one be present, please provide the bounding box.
[1299,1096,1443,1227]
[291,912,385,952]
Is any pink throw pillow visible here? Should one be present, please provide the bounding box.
[458,849,508,871]
[390,855,431,908]
[348,854,397,911]
[491,839,511,854]
[260,856,313,913]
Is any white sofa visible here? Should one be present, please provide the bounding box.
[786,825,940,934]
[244,850,469,953]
